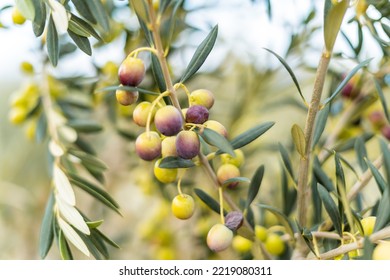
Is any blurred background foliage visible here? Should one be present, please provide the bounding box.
[0,0,389,259]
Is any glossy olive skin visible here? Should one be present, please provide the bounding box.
[207,224,233,252]
[185,105,209,124]
[190,89,215,109]
[115,88,139,106]
[175,130,200,159]
[118,57,145,86]
[171,194,195,220]
[154,105,183,136]
[135,131,162,161]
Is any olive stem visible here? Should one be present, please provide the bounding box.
[146,0,182,111]
[296,51,331,229]
[218,187,225,224]
[129,47,158,58]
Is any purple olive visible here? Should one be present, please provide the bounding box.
[176,130,200,159]
[185,105,209,124]
[135,131,161,161]
[154,105,183,136]
[118,57,145,87]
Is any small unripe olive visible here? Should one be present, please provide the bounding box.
[220,149,245,167]
[255,225,268,242]
[171,194,195,220]
[118,56,145,86]
[115,87,139,106]
[133,101,156,127]
[154,159,178,183]
[265,233,285,256]
[207,224,233,252]
[161,136,178,158]
[190,89,215,109]
[20,61,34,74]
[12,7,26,25]
[217,163,240,188]
[373,242,390,260]
[176,130,200,159]
[155,105,183,136]
[8,106,27,125]
[361,216,376,236]
[232,235,253,253]
[185,105,209,124]
[204,120,228,138]
[135,131,161,161]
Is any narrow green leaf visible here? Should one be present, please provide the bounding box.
[47,14,59,66]
[71,0,97,24]
[75,137,96,155]
[89,230,109,259]
[36,112,47,143]
[313,156,334,192]
[374,79,389,123]
[296,223,318,258]
[32,0,46,37]
[381,22,390,38]
[291,124,306,157]
[67,172,120,212]
[278,143,295,180]
[96,85,159,96]
[67,119,103,133]
[334,152,345,186]
[159,156,196,169]
[39,192,55,259]
[68,19,91,37]
[357,237,374,260]
[151,54,167,93]
[159,0,173,14]
[323,0,348,52]
[68,30,92,55]
[58,230,73,260]
[317,184,342,236]
[373,189,390,232]
[312,104,330,148]
[85,1,109,32]
[311,172,322,224]
[263,48,306,104]
[202,128,234,156]
[76,230,106,260]
[380,139,390,186]
[230,122,275,150]
[94,228,120,249]
[86,220,104,229]
[222,176,250,186]
[334,132,374,152]
[68,149,108,172]
[323,58,373,105]
[258,204,295,240]
[282,167,297,216]
[130,0,149,25]
[69,14,103,41]
[354,137,368,171]
[194,188,227,216]
[164,0,183,53]
[366,159,387,194]
[180,25,218,83]
[245,165,264,209]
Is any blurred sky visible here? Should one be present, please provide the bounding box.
[0,0,383,87]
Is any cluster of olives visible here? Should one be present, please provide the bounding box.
[116,54,249,252]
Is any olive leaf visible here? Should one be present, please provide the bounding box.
[180,25,218,83]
